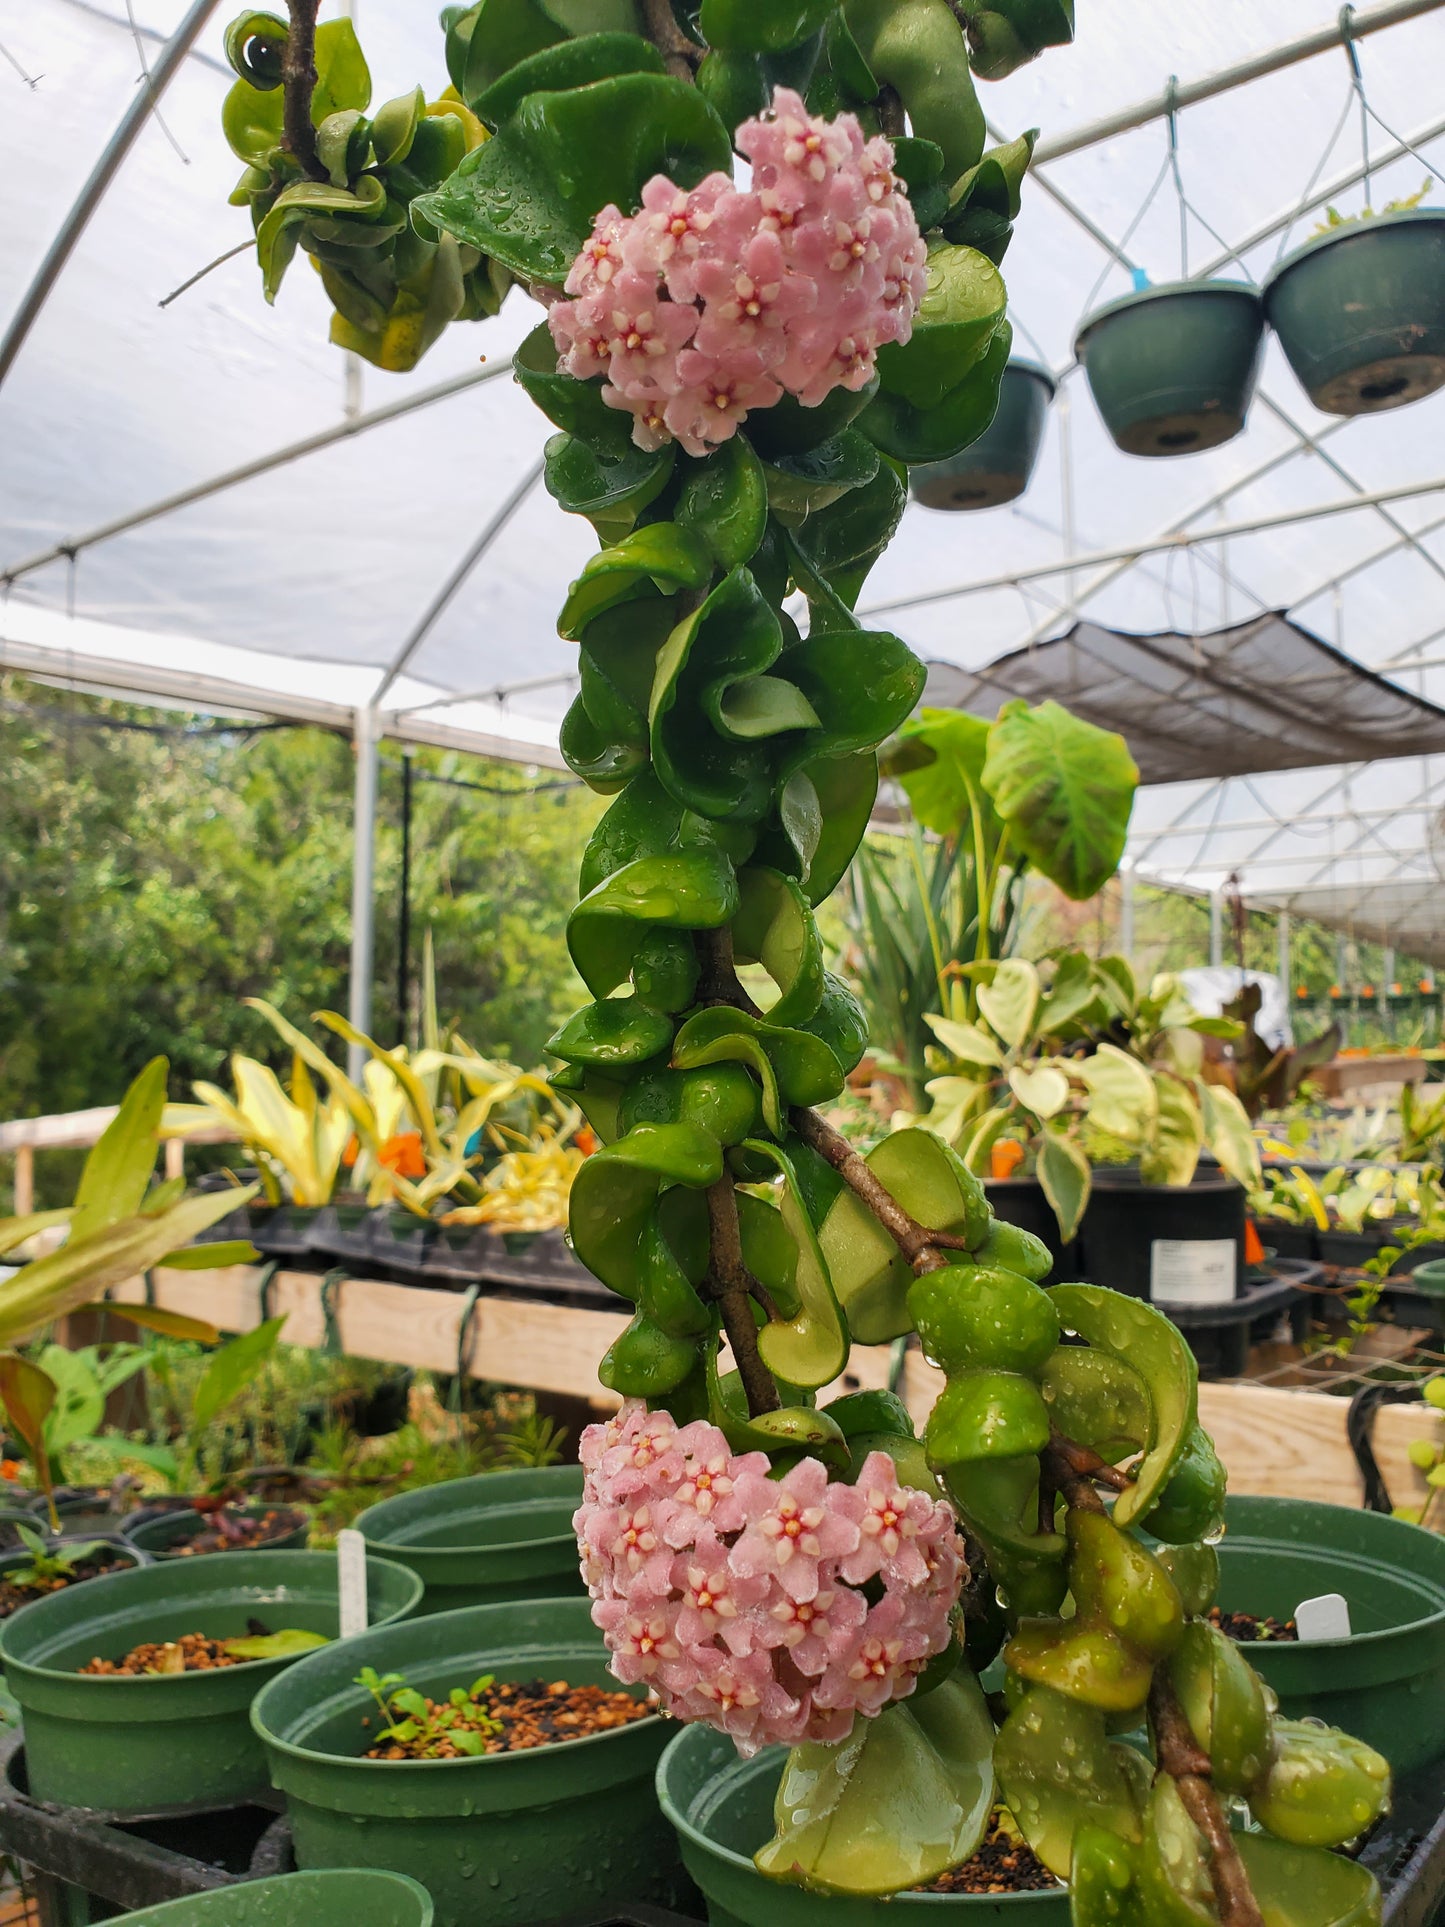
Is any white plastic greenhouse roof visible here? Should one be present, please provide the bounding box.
[5,0,1445,937]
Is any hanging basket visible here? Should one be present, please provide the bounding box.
[909,358,1056,509]
[1074,280,1265,456]
[1262,206,1445,415]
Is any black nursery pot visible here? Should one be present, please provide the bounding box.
[247,1204,325,1261]
[1074,1169,1244,1307]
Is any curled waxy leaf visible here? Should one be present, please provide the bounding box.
[1039,1346,1153,1464]
[925,1368,1050,1468]
[842,0,983,176]
[824,1388,915,1443]
[875,244,1008,411]
[600,1309,702,1396]
[225,11,288,88]
[798,971,869,1077]
[760,429,879,525]
[671,1006,843,1134]
[630,928,700,1013]
[732,867,826,1029]
[568,847,738,999]
[993,1686,1148,1877]
[700,0,836,55]
[544,423,675,540]
[972,1216,1053,1281]
[817,1128,990,1344]
[908,1263,1060,1377]
[620,1065,761,1147]
[1141,1425,1227,1545]
[1069,1822,1143,1927]
[755,1671,995,1894]
[1138,1776,1215,1926]
[1049,1285,1198,1526]
[558,523,712,642]
[561,692,647,792]
[1004,1619,1154,1715]
[740,1138,848,1390]
[752,750,879,907]
[1067,1512,1184,1663]
[945,1454,1064,1562]
[675,436,768,569]
[942,130,1038,264]
[1153,1543,1220,1618]
[861,320,1011,464]
[546,997,672,1069]
[567,1122,719,1298]
[415,72,730,284]
[473,31,664,128]
[650,569,802,824]
[780,623,927,759]
[1168,1621,1270,1795]
[1235,1832,1382,1926]
[1249,1721,1391,1849]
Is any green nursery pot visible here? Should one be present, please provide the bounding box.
[658,1724,1066,1924]
[354,1463,585,1613]
[112,1870,434,1926]
[1215,1495,1445,1775]
[1262,208,1445,415]
[0,1549,422,1812]
[1074,280,1265,457]
[909,361,1056,510]
[1404,1256,1445,1297]
[251,1595,688,1927]
[125,1503,310,1559]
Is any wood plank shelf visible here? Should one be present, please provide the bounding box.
[107,1265,1444,1513]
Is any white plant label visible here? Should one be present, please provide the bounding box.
[1150,1238,1237,1308]
[1295,1592,1352,1641]
[337,1528,368,1639]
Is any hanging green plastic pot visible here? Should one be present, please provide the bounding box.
[1074,280,1265,456]
[910,361,1056,510]
[251,1596,689,1927]
[0,1548,423,1812]
[354,1463,585,1613]
[1262,208,1445,415]
[112,1870,434,1926]
[125,1503,311,1560]
[658,1723,1067,1921]
[1214,1495,1445,1775]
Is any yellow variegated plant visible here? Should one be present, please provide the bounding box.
[0,1058,250,1518]
[919,952,1261,1240]
[440,1130,586,1235]
[166,1051,353,1206]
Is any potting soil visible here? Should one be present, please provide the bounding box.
[918,1813,1060,1894]
[362,1677,655,1759]
[170,1507,306,1554]
[0,1552,126,1620]
[1208,1605,1299,1642]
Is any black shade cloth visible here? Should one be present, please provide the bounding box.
[922,613,1445,785]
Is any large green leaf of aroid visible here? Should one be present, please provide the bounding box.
[982,699,1138,901]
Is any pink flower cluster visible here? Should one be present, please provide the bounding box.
[546,90,928,457]
[576,1400,963,1756]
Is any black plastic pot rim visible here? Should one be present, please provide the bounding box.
[1074,277,1262,357]
[1262,203,1445,294]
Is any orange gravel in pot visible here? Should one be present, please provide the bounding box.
[918,1814,1060,1894]
[80,1633,247,1675]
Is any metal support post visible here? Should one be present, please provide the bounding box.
[348,706,381,1082]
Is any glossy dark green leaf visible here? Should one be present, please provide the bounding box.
[700,0,835,55]
[875,245,1007,410]
[760,429,880,525]
[740,1139,848,1388]
[650,567,783,823]
[842,0,983,177]
[569,1121,722,1296]
[672,1005,843,1133]
[621,1064,762,1146]
[782,624,925,758]
[787,462,906,609]
[546,997,673,1068]
[599,1309,700,1394]
[799,971,869,1075]
[731,867,826,1028]
[543,425,675,537]
[1038,1347,1152,1463]
[414,73,732,285]
[559,693,649,792]
[942,130,1038,263]
[676,433,769,568]
[569,846,738,997]
[860,321,1011,464]
[925,1367,1051,1466]
[559,523,711,642]
[579,771,685,896]
[474,30,663,125]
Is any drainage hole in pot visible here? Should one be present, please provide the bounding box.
[916,1810,1059,1894]
[357,1668,655,1760]
[1358,374,1410,402]
[80,1622,329,1674]
[1158,427,1201,448]
[1208,1605,1298,1643]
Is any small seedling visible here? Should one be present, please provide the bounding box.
[9,1526,110,1589]
[355,1664,502,1758]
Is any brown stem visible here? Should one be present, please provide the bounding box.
[791,1106,953,1275]
[281,0,326,181]
[1047,1433,1133,1495]
[1150,1674,1266,1927]
[706,1176,782,1417]
[877,84,906,137]
[640,0,704,80]
[695,926,762,1017]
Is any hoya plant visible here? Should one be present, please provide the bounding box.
[221,5,1390,1918]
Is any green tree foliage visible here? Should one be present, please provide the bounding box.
[0,676,601,1195]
